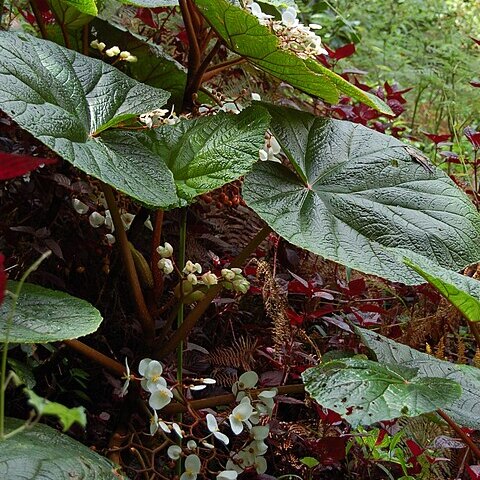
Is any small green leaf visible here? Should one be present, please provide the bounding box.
[302,358,461,427]
[58,0,97,16]
[300,457,320,468]
[243,104,480,284]
[8,359,36,389]
[0,281,103,343]
[0,418,127,479]
[194,0,392,114]
[404,255,480,321]
[25,389,86,431]
[357,327,480,429]
[50,0,94,29]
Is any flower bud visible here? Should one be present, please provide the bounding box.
[221,268,235,281]
[105,46,120,57]
[158,258,174,275]
[201,272,218,286]
[156,242,173,258]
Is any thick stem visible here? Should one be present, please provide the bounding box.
[162,384,304,414]
[202,57,247,83]
[59,22,72,49]
[102,184,155,345]
[29,0,48,39]
[437,409,480,459]
[82,24,90,56]
[63,340,125,377]
[154,225,272,358]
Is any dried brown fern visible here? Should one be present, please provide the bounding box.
[207,336,259,372]
[256,260,292,359]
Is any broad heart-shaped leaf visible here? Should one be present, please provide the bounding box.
[302,358,461,427]
[243,105,480,285]
[0,281,102,343]
[357,327,480,429]
[50,0,94,30]
[149,106,270,205]
[194,0,391,114]
[25,389,87,432]
[0,31,177,208]
[404,255,480,321]
[0,418,127,480]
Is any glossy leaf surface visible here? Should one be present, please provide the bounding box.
[0,418,126,480]
[405,255,480,321]
[194,0,391,113]
[243,105,480,284]
[358,327,480,429]
[302,358,461,426]
[0,281,103,343]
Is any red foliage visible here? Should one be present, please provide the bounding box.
[0,152,57,180]
[422,132,451,144]
[465,127,480,150]
[135,8,159,28]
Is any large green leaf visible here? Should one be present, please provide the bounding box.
[404,255,480,321]
[243,105,480,284]
[194,0,391,114]
[117,0,177,5]
[92,19,188,107]
[50,0,94,30]
[357,327,480,429]
[0,31,177,208]
[302,358,461,427]
[0,418,127,480]
[0,281,102,343]
[149,106,270,204]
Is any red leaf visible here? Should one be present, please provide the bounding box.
[348,278,366,296]
[0,152,57,180]
[422,132,451,144]
[332,43,356,60]
[406,439,424,457]
[135,8,158,28]
[0,253,5,306]
[286,308,304,326]
[465,127,480,150]
[467,465,480,480]
[471,81,480,88]
[470,36,480,46]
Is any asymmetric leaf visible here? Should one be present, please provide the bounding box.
[0,32,177,208]
[0,418,127,480]
[59,0,97,16]
[302,358,461,427]
[358,327,480,429]
[243,105,480,284]
[0,281,103,343]
[194,0,391,114]
[404,255,480,321]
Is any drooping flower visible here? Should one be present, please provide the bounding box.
[150,409,159,435]
[229,397,254,435]
[167,445,182,460]
[72,198,89,215]
[89,212,105,228]
[232,371,258,400]
[139,359,166,392]
[206,414,230,445]
[156,242,173,258]
[180,454,201,480]
[158,258,174,275]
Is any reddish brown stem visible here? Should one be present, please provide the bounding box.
[102,184,155,345]
[63,339,125,377]
[202,57,247,82]
[437,409,480,460]
[162,384,304,414]
[82,24,89,56]
[151,209,165,298]
[154,225,272,358]
[29,0,48,39]
[468,321,480,349]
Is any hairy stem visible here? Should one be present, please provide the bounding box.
[102,184,155,346]
[437,409,480,459]
[163,384,304,414]
[154,225,272,358]
[63,340,125,377]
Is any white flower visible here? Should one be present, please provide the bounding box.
[90,39,99,49]
[248,2,273,23]
[232,371,258,400]
[206,414,230,445]
[187,273,198,285]
[229,397,254,435]
[158,258,174,275]
[221,269,236,281]
[150,410,159,435]
[251,425,269,441]
[156,242,173,258]
[72,198,88,214]
[149,385,173,410]
[120,358,131,397]
[159,420,170,433]
[180,454,201,480]
[119,50,131,59]
[253,455,267,474]
[105,46,121,57]
[202,441,215,449]
[251,93,261,101]
[189,384,206,391]
[202,378,216,385]
[139,359,166,392]
[259,149,268,161]
[89,212,105,228]
[309,23,322,30]
[104,210,114,231]
[183,261,202,274]
[217,471,238,480]
[121,212,135,230]
[187,440,197,450]
[105,234,116,245]
[125,55,138,63]
[201,272,218,286]
[281,6,298,28]
[167,445,182,460]
[172,422,183,438]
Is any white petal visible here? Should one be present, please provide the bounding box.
[187,440,197,450]
[138,358,152,376]
[148,388,173,410]
[89,212,105,228]
[251,425,269,440]
[167,445,182,460]
[255,455,268,474]
[229,415,244,435]
[238,371,258,389]
[217,470,238,480]
[206,413,218,433]
[214,431,230,445]
[258,388,277,399]
[159,421,170,433]
[189,384,206,391]
[202,378,216,384]
[145,360,163,378]
[72,199,89,214]
[185,454,201,474]
[172,422,183,438]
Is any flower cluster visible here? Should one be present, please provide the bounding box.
[139,107,179,128]
[245,2,328,60]
[90,40,137,62]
